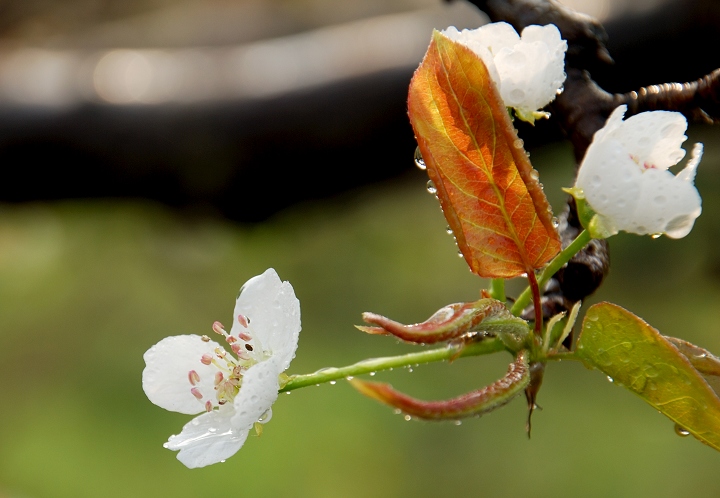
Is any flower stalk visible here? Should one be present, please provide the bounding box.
[510,229,591,316]
[280,337,506,392]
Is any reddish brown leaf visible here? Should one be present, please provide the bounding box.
[349,351,529,420]
[357,298,527,345]
[408,31,561,278]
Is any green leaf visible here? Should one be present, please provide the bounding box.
[576,302,720,451]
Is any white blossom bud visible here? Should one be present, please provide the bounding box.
[575,105,702,239]
[442,22,567,123]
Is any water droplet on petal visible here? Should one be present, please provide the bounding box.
[426,180,437,194]
[651,233,662,239]
[674,423,690,437]
[414,146,427,170]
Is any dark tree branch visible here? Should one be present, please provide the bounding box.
[453,0,719,316]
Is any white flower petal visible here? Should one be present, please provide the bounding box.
[441,22,567,119]
[676,142,703,183]
[231,356,282,430]
[470,22,519,54]
[521,24,563,47]
[166,406,249,469]
[594,105,626,142]
[143,335,225,415]
[232,268,300,371]
[611,111,688,171]
[576,106,702,238]
[576,137,642,229]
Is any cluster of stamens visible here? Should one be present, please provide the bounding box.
[630,153,656,170]
[187,313,263,412]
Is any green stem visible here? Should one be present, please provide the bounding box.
[510,229,591,316]
[544,351,581,362]
[490,278,506,302]
[280,337,506,392]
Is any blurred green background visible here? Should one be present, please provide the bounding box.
[1,125,719,497]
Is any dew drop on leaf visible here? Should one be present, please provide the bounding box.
[414,146,427,170]
[674,423,690,437]
[426,180,437,194]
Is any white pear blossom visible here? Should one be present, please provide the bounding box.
[442,22,567,123]
[575,105,703,239]
[142,268,300,468]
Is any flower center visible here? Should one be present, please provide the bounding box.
[188,314,268,412]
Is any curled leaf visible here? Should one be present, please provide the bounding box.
[666,336,720,397]
[408,30,560,278]
[576,302,720,451]
[349,351,529,420]
[358,298,529,347]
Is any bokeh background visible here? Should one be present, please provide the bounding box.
[1,0,720,497]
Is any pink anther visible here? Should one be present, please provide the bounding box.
[188,370,201,385]
[237,314,249,328]
[205,400,213,412]
[212,321,227,336]
[190,388,203,400]
[200,354,213,365]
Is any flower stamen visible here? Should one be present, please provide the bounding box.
[188,370,200,386]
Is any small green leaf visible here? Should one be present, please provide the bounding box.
[576,302,720,451]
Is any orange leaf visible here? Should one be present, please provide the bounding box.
[408,31,561,278]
